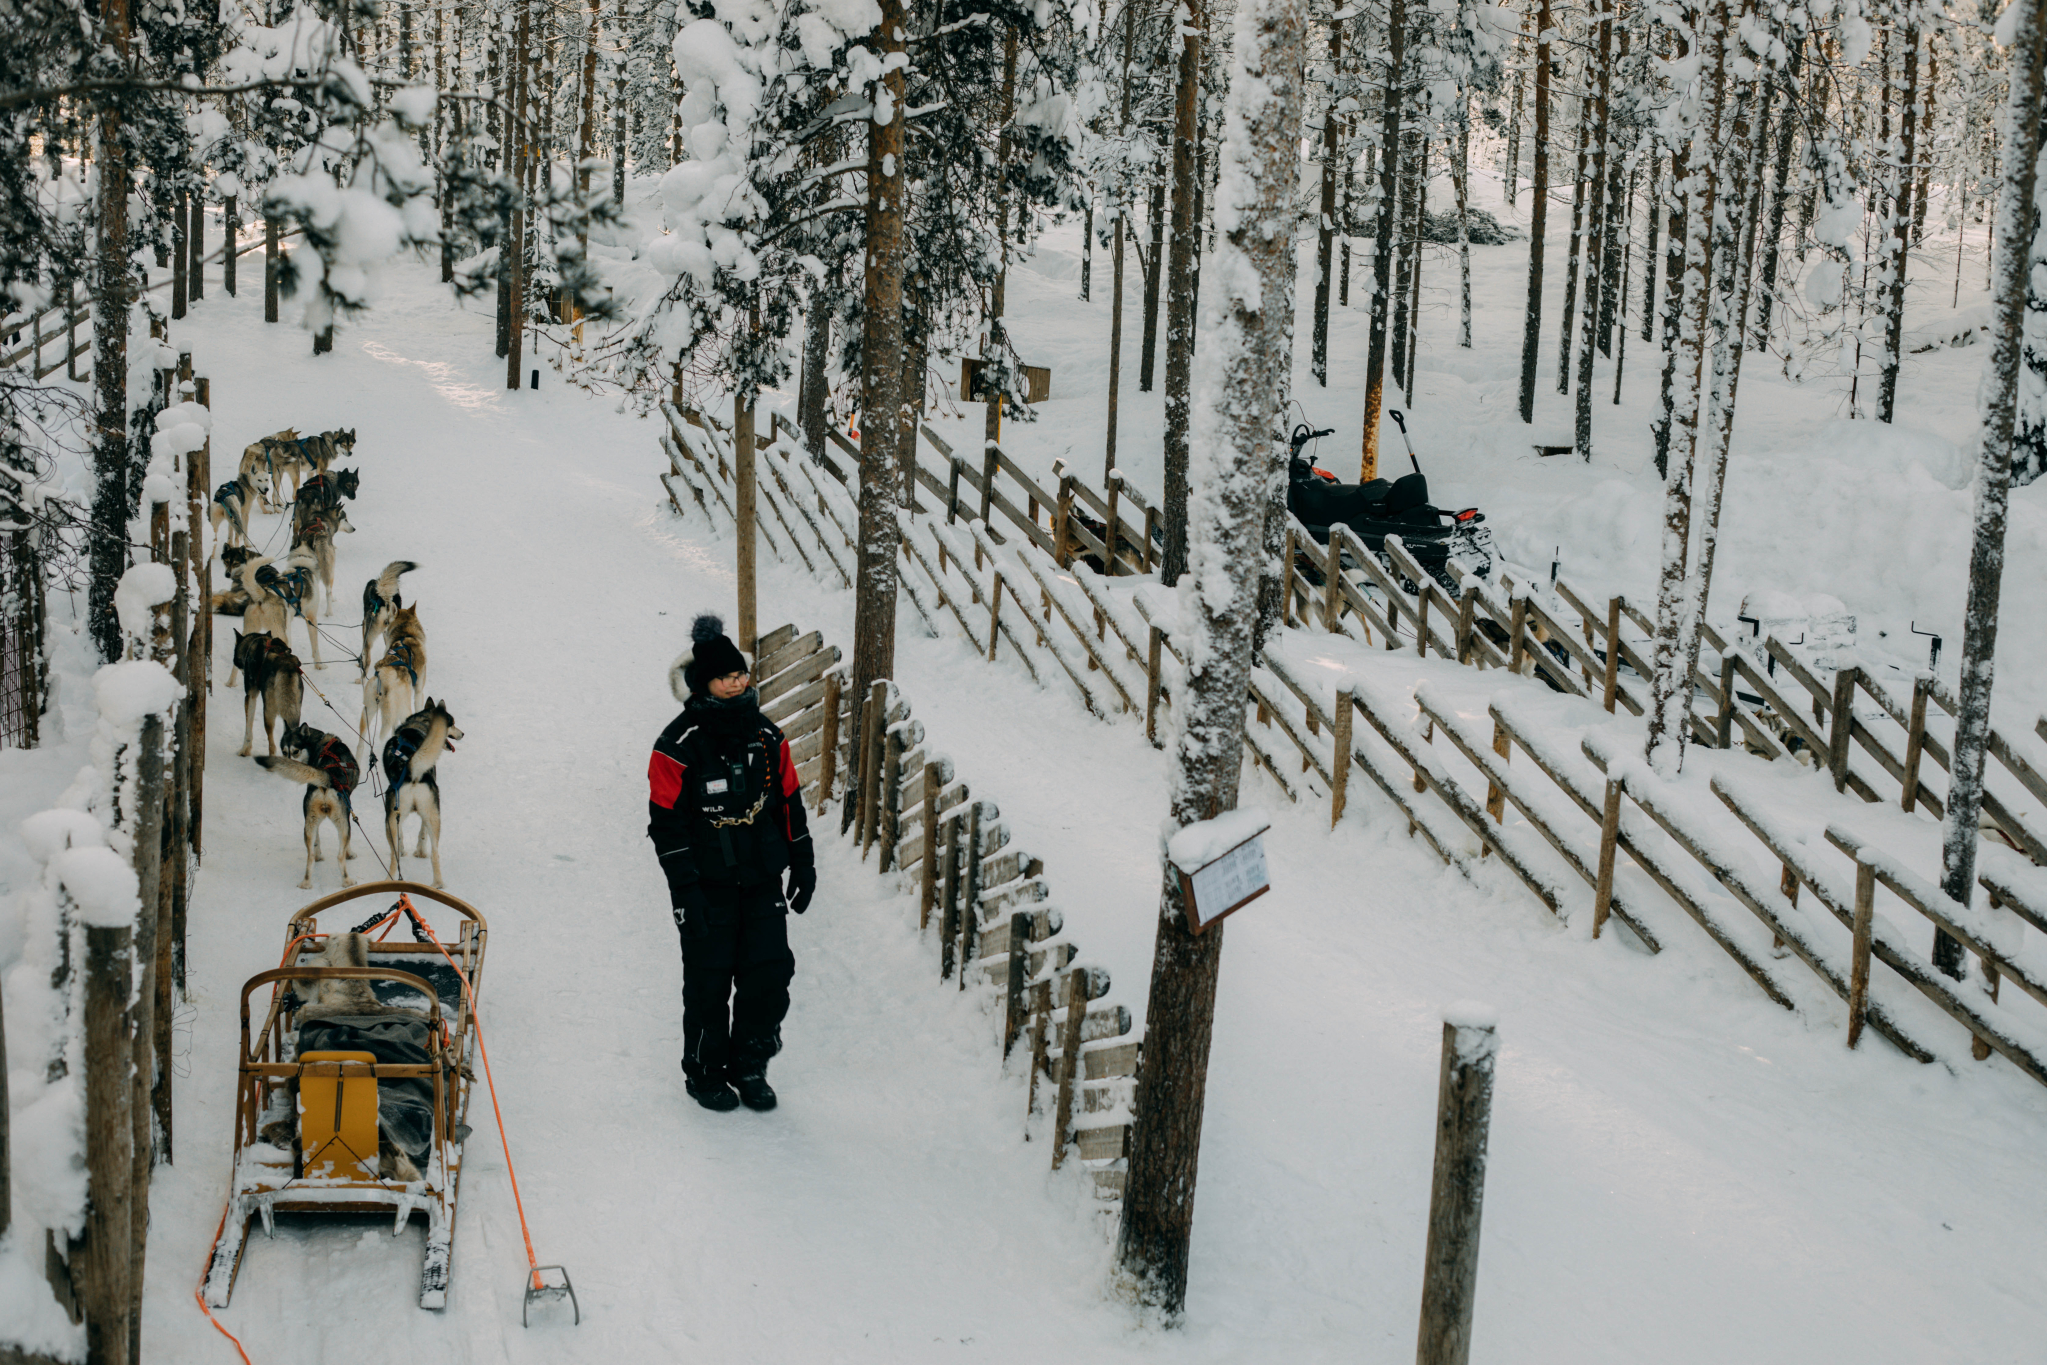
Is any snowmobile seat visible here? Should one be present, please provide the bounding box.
[1385,472,1430,517]
[297,1050,381,1182]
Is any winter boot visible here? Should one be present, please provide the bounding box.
[732,1065,777,1112]
[683,1063,740,1113]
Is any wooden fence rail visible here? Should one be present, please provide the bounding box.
[658,405,2047,1097]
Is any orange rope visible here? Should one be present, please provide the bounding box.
[394,894,545,1289]
[194,1198,256,1364]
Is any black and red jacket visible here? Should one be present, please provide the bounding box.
[648,691,811,892]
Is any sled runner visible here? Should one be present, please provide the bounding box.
[202,880,488,1311]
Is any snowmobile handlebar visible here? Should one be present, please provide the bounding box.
[1289,423,1336,457]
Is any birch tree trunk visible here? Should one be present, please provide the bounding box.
[1313,24,1342,385]
[1117,0,1307,1312]
[1572,0,1613,458]
[89,0,133,665]
[983,28,1020,454]
[851,0,909,710]
[1141,173,1166,391]
[1456,114,1472,348]
[1642,0,1730,776]
[1516,0,1551,424]
[1556,57,1595,394]
[1359,0,1407,478]
[1106,7,1137,483]
[1158,0,1207,586]
[1938,0,2047,976]
[1877,20,1921,424]
[1752,34,1802,351]
[504,0,531,390]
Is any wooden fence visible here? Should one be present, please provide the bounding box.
[659,402,2047,1096]
[715,617,1142,1197]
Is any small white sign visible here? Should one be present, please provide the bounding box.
[1170,817,1272,935]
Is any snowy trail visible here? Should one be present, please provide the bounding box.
[134,257,2047,1364]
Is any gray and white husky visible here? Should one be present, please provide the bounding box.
[382,698,461,889]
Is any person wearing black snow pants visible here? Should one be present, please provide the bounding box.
[647,615,817,1112]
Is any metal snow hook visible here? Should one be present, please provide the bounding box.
[1910,621,1943,673]
[1387,409,1423,476]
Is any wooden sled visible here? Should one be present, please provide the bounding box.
[203,880,488,1311]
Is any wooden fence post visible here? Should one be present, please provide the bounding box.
[919,762,940,929]
[1281,527,1296,628]
[1330,689,1354,827]
[1324,532,1343,632]
[939,812,963,978]
[1417,588,1430,659]
[844,681,876,837]
[817,671,841,813]
[1146,625,1164,748]
[957,803,983,991]
[1901,674,1931,813]
[1601,596,1622,713]
[1506,595,1529,676]
[1829,665,1857,793]
[1715,654,1738,749]
[878,727,904,872]
[1048,968,1087,1170]
[1592,777,1623,938]
[1054,473,1075,569]
[860,681,888,856]
[986,574,1004,663]
[735,392,757,653]
[1848,857,1875,1048]
[1483,721,1509,826]
[1004,911,1028,1057]
[1454,589,1474,663]
[83,919,135,1365]
[1414,1009,1498,1365]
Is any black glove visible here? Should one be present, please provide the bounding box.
[786,862,817,915]
[669,875,710,924]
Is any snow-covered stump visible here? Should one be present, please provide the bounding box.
[1414,1006,1499,1365]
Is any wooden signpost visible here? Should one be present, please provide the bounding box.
[1169,816,1272,935]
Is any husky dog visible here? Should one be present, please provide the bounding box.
[290,499,354,611]
[256,721,361,888]
[210,545,259,616]
[209,469,270,549]
[233,630,304,757]
[382,698,460,889]
[360,560,418,678]
[242,428,356,511]
[361,603,426,747]
[237,548,324,669]
[280,931,428,1183]
[297,466,360,512]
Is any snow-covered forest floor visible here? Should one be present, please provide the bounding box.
[6,162,2047,1362]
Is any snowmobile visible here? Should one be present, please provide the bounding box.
[1285,411,1494,595]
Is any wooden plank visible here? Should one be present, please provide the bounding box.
[754,622,799,659]
[756,630,824,685]
[765,672,832,726]
[1715,777,2047,1088]
[1346,686,1567,919]
[1620,778,1933,1059]
[1416,693,1662,951]
[759,643,841,707]
[1823,827,2047,1014]
[1074,1123,1130,1162]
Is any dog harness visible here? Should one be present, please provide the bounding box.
[213,480,248,537]
[255,561,313,618]
[379,641,420,692]
[311,733,360,813]
[383,724,424,797]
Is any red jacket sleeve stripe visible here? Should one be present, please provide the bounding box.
[779,740,800,798]
[649,751,685,809]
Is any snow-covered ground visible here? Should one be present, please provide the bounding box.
[2,163,2044,1363]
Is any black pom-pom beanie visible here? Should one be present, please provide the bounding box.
[669,613,749,701]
